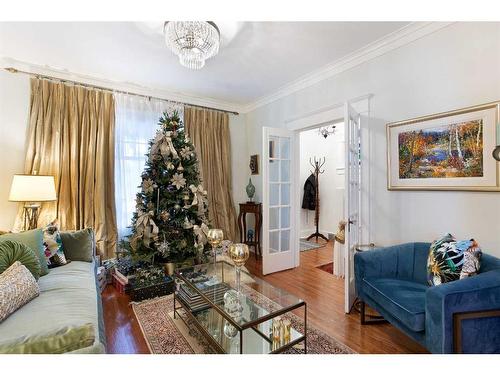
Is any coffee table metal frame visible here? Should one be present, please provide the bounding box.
[173,261,307,354]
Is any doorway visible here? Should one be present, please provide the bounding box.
[261,101,366,313]
[298,122,345,279]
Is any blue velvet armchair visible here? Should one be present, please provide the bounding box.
[354,242,500,353]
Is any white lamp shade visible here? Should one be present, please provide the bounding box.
[8,175,57,202]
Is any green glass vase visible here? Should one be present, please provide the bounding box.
[246,178,255,202]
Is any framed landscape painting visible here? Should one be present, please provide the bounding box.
[387,102,500,191]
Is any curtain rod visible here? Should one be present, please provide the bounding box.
[4,67,239,116]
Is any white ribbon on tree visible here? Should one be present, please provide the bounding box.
[186,184,208,217]
[192,223,209,251]
[131,210,159,250]
[149,131,179,161]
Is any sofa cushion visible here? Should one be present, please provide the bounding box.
[0,240,41,280]
[60,229,94,262]
[0,323,95,354]
[0,261,40,322]
[0,229,49,276]
[43,221,69,268]
[0,260,103,353]
[363,278,427,332]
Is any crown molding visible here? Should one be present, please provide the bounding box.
[0,56,245,114]
[241,22,454,113]
[1,22,453,115]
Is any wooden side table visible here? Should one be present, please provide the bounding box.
[237,202,262,259]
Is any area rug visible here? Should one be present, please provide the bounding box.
[131,294,355,354]
[299,239,323,252]
[317,262,333,274]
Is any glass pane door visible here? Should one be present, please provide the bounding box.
[262,127,297,275]
[268,136,291,254]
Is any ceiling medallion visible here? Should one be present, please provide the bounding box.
[164,21,220,70]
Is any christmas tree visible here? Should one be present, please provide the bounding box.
[125,111,210,265]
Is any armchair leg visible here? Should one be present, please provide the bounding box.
[358,299,386,325]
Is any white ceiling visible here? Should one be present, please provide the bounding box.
[0,22,410,110]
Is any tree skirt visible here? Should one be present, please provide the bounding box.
[131,294,355,354]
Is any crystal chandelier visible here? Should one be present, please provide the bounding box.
[318,125,337,138]
[164,21,220,70]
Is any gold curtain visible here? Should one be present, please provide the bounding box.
[184,107,239,241]
[18,78,117,258]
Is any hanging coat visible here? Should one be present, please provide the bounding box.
[302,173,316,210]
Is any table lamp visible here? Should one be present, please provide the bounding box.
[8,174,57,230]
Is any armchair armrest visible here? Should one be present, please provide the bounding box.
[425,269,500,353]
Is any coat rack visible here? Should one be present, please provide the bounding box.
[306,156,328,242]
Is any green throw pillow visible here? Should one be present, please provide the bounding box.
[0,323,95,354]
[0,229,49,276]
[0,240,41,280]
[60,228,95,262]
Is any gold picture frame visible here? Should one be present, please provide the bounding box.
[387,101,500,191]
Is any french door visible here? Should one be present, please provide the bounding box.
[344,102,362,313]
[262,127,297,275]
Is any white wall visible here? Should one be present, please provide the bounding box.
[0,70,30,230]
[299,125,345,237]
[246,22,500,255]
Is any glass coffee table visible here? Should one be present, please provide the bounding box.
[174,260,307,354]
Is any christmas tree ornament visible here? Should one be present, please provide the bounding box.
[188,184,209,216]
[183,216,194,229]
[193,223,209,250]
[180,146,192,159]
[142,178,155,194]
[160,210,170,221]
[130,210,159,250]
[156,187,160,214]
[166,161,175,170]
[149,130,179,161]
[135,196,142,209]
[157,237,170,257]
[174,203,181,211]
[177,163,184,172]
[171,173,186,190]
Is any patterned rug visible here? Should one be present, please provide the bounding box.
[299,239,323,252]
[317,262,333,274]
[131,294,355,354]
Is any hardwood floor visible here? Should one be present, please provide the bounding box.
[102,240,427,354]
[102,285,150,353]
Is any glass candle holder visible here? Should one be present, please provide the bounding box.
[228,243,249,298]
[282,319,291,343]
[207,228,224,267]
[272,317,282,342]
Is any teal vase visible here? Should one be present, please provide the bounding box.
[246,178,255,202]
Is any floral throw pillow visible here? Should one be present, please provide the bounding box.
[43,221,69,268]
[427,233,482,286]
